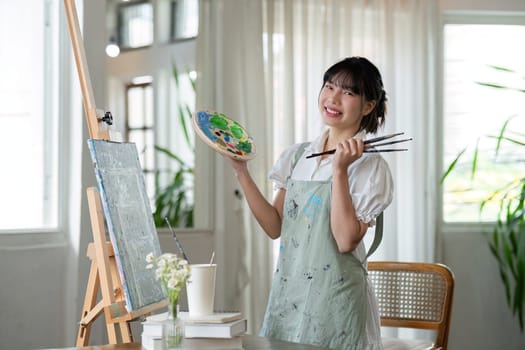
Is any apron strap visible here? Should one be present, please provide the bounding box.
[365,212,383,259]
[288,142,310,179]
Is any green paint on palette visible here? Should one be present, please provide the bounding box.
[230,123,245,139]
[210,115,229,130]
[237,141,252,153]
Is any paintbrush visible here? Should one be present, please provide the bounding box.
[305,132,410,158]
[164,217,191,263]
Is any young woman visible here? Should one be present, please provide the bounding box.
[227,56,393,349]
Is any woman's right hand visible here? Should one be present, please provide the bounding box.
[224,155,249,176]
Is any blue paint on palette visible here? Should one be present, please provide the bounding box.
[196,111,218,141]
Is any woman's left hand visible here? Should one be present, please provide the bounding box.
[332,138,364,171]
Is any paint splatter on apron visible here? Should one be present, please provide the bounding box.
[260,177,370,349]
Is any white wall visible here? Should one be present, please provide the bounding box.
[1,1,525,349]
[0,234,68,350]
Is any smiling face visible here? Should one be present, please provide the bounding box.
[319,57,386,135]
[318,77,375,135]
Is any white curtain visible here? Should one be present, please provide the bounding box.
[197,0,439,335]
[196,0,274,334]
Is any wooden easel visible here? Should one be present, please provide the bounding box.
[63,0,167,345]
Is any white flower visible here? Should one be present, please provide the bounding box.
[146,252,191,298]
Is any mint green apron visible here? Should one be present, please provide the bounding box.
[260,147,378,350]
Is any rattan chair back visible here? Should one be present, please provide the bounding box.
[368,261,455,350]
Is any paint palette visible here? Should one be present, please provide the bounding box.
[192,110,256,160]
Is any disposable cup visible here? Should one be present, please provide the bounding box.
[186,264,216,317]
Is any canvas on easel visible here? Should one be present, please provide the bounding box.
[63,0,168,346]
[88,140,166,310]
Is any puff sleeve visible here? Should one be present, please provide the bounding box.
[267,143,305,190]
[348,154,393,226]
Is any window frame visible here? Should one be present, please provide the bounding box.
[125,81,156,197]
[439,11,525,233]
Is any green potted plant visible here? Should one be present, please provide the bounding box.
[441,66,525,330]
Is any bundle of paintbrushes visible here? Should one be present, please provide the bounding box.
[305,132,412,159]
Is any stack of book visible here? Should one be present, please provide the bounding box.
[141,311,246,350]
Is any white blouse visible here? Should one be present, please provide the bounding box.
[268,129,394,227]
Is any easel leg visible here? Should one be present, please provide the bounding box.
[88,188,120,345]
[106,322,119,344]
[78,255,133,345]
[109,255,133,343]
[76,258,101,347]
[119,322,133,343]
[104,320,132,344]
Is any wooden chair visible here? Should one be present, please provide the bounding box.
[368,261,455,350]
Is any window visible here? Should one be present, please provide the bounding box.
[442,17,525,223]
[118,1,154,49]
[0,1,60,231]
[170,0,199,41]
[126,78,155,196]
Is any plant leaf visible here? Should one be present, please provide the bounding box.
[172,64,180,87]
[514,260,525,330]
[475,82,508,89]
[440,147,467,184]
[178,105,192,147]
[154,145,186,166]
[470,138,480,181]
[500,136,525,147]
[487,65,516,73]
[495,116,513,155]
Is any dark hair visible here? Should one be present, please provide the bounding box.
[322,57,387,134]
